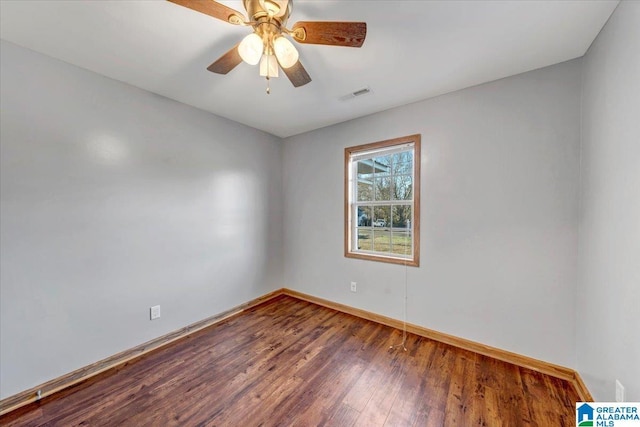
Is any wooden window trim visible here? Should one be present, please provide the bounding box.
[344,134,421,267]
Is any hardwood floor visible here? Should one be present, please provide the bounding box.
[1,295,580,426]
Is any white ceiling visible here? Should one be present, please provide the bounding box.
[0,0,618,138]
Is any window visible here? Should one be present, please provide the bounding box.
[344,134,420,266]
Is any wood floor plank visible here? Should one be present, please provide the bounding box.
[383,336,434,427]
[0,295,582,427]
[354,343,411,426]
[493,363,533,426]
[325,402,361,427]
[341,325,391,412]
[284,361,365,426]
[385,335,444,426]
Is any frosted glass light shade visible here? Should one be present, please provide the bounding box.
[273,36,298,69]
[259,54,279,77]
[238,33,263,65]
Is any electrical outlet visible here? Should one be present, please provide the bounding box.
[350,281,357,292]
[616,379,625,402]
[150,305,161,320]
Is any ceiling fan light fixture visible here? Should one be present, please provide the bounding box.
[238,33,264,65]
[273,36,298,68]
[170,0,366,89]
[259,54,279,78]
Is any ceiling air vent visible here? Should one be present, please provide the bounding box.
[339,86,372,101]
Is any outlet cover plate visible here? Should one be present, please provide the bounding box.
[150,305,161,320]
[615,379,625,402]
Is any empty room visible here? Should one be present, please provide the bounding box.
[0,0,638,425]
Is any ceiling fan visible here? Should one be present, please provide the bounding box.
[168,0,367,93]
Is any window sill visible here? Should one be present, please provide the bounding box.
[345,251,419,267]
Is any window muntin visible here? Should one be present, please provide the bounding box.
[345,135,420,266]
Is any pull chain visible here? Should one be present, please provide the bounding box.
[265,43,272,94]
[390,220,410,352]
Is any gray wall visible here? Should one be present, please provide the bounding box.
[283,60,582,368]
[578,1,640,401]
[0,41,283,399]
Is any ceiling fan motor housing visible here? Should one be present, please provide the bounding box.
[244,0,292,25]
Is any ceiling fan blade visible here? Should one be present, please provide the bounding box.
[207,43,242,74]
[291,21,366,47]
[281,60,311,87]
[167,0,245,25]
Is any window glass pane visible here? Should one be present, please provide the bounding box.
[392,152,413,174]
[357,206,372,227]
[373,205,391,228]
[372,155,391,176]
[357,180,373,202]
[390,229,412,256]
[374,177,391,201]
[356,158,375,176]
[372,229,391,253]
[392,205,412,229]
[357,159,375,179]
[357,229,373,251]
[392,175,413,200]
